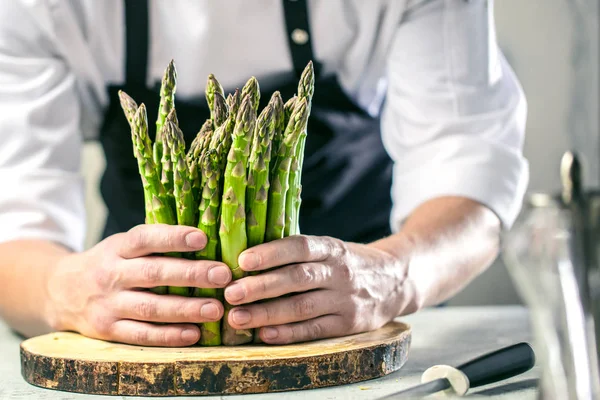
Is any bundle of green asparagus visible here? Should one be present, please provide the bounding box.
[119,60,314,346]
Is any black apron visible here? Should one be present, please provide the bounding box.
[99,0,393,244]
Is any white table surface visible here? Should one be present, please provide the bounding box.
[0,306,539,399]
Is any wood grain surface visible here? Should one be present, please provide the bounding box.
[20,321,411,396]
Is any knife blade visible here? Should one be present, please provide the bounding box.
[378,342,536,399]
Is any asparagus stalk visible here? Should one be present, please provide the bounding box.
[131,104,176,224]
[246,100,279,345]
[283,96,298,128]
[241,77,260,114]
[210,89,240,172]
[118,90,138,126]
[188,120,214,204]
[285,62,315,236]
[225,89,241,139]
[131,104,178,295]
[118,90,154,223]
[246,104,276,247]
[159,115,176,213]
[196,150,221,262]
[213,92,229,129]
[154,60,177,177]
[206,74,225,123]
[265,98,309,242]
[219,95,256,345]
[193,150,222,345]
[278,95,297,156]
[168,117,197,227]
[163,116,198,297]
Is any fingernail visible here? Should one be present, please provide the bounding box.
[263,327,278,339]
[239,252,259,270]
[200,303,220,319]
[181,328,199,342]
[185,231,206,249]
[225,284,245,302]
[208,266,231,286]
[231,309,251,325]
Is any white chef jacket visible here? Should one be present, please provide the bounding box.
[0,0,529,252]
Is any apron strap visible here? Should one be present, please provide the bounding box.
[281,0,321,79]
[124,0,149,87]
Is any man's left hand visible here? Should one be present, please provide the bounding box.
[224,235,419,344]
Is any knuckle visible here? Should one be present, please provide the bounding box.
[326,236,348,259]
[132,329,150,345]
[296,235,312,256]
[293,297,315,319]
[265,304,277,324]
[90,313,113,336]
[126,225,147,250]
[134,300,158,320]
[140,260,161,285]
[306,321,323,340]
[185,264,205,285]
[338,262,354,284]
[291,264,316,286]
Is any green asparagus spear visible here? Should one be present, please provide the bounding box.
[163,117,197,297]
[159,124,176,213]
[241,77,260,114]
[219,95,256,345]
[283,95,298,127]
[278,95,297,156]
[187,120,213,162]
[193,150,222,345]
[246,104,276,247]
[131,104,176,224]
[118,90,138,126]
[154,60,177,176]
[285,62,315,236]
[213,92,229,129]
[265,98,309,242]
[118,90,153,223]
[196,150,221,261]
[168,118,197,227]
[188,120,214,204]
[225,89,242,137]
[206,74,225,122]
[220,95,255,277]
[131,104,177,295]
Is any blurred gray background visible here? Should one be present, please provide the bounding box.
[80,0,599,306]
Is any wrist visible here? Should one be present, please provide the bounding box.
[367,232,426,315]
[43,251,78,332]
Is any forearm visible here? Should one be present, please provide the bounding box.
[0,240,71,337]
[370,196,501,311]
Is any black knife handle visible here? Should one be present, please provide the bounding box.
[457,342,535,388]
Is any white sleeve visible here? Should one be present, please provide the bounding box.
[0,1,85,252]
[382,0,529,231]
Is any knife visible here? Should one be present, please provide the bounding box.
[378,342,535,399]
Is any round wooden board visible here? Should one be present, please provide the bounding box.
[20,321,411,396]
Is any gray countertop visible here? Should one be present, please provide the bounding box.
[0,306,538,399]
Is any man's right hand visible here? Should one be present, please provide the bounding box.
[46,224,232,347]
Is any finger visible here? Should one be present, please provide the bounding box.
[109,319,200,347]
[256,315,348,345]
[114,291,223,323]
[238,235,341,272]
[117,224,207,258]
[224,262,331,305]
[227,290,335,330]
[118,256,231,289]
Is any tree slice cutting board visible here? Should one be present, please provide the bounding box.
[20,321,411,396]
